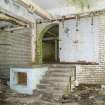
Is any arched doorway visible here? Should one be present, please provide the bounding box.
[36,24,59,64]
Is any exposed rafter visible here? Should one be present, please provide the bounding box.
[0,0,35,23]
[15,0,53,20]
[0,13,28,26]
[42,37,59,41]
[47,31,57,36]
[36,9,105,24]
[2,26,26,32]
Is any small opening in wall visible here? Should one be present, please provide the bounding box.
[17,72,27,86]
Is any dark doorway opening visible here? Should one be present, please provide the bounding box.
[42,24,59,64]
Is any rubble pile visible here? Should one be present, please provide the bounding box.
[62,84,105,105]
[1,80,105,105]
[0,79,9,105]
[0,79,18,105]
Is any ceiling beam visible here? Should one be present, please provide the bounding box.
[3,26,26,32]
[47,31,57,36]
[0,0,35,23]
[15,0,53,20]
[43,37,59,41]
[36,9,105,24]
[0,13,28,26]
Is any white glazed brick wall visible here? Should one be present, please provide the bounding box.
[37,15,105,84]
[76,15,105,84]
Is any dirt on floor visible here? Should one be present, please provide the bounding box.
[61,84,105,105]
[1,79,105,105]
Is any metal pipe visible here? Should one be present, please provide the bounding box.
[15,0,53,20]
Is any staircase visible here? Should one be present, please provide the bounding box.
[6,64,77,105]
[34,64,76,104]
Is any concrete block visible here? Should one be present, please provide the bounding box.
[10,66,48,95]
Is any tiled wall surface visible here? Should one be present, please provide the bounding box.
[0,28,32,77]
[77,15,105,84]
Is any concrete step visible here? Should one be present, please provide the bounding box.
[45,73,71,78]
[43,76,69,82]
[49,64,75,68]
[41,100,59,105]
[35,64,76,100]
[53,92,64,97]
[47,70,72,74]
[53,87,65,91]
[36,88,53,94]
[37,86,65,96]
[40,79,69,85]
[37,83,68,93]
[37,83,51,89]
[53,92,64,99]
[40,79,51,84]
[49,68,75,72]
[52,82,67,87]
[43,75,74,81]
[44,74,75,82]
[42,79,69,84]
[37,82,68,90]
[46,71,73,76]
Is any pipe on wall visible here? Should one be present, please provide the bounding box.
[15,0,53,20]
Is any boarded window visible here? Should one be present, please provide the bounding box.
[17,72,27,86]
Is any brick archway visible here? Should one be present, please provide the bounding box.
[36,23,59,64]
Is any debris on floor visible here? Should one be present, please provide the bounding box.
[61,84,105,105]
[0,79,10,105]
[1,79,105,105]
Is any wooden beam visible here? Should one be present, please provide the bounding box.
[42,37,59,41]
[0,0,35,23]
[0,13,27,26]
[47,31,57,36]
[15,0,53,20]
[36,9,105,24]
[3,26,26,32]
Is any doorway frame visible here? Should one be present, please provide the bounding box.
[36,23,59,64]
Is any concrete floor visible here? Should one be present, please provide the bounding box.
[63,103,79,105]
[1,79,105,105]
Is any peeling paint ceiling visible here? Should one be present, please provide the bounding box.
[31,0,105,17]
[32,0,69,9]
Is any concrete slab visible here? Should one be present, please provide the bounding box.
[10,66,48,95]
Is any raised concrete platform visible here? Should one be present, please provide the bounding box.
[10,66,48,95]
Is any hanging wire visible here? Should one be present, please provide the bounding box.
[91,16,94,26]
[91,14,94,26]
[89,12,95,35]
[62,16,65,28]
[89,12,95,26]
[75,15,80,31]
